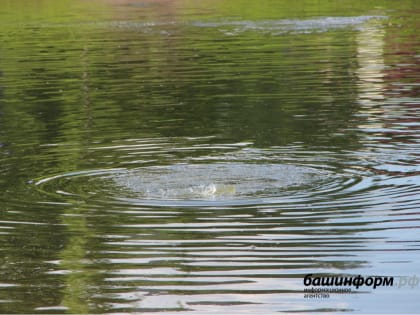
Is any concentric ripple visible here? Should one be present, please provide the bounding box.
[112,163,331,200]
[32,143,373,208]
[34,162,333,207]
[32,138,419,212]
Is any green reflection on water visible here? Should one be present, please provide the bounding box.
[59,206,97,314]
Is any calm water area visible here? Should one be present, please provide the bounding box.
[0,0,419,313]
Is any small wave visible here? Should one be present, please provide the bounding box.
[192,15,387,34]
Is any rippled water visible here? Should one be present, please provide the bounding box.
[0,0,419,313]
[37,161,331,205]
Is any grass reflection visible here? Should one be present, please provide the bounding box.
[60,207,96,313]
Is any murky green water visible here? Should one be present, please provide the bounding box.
[0,0,419,313]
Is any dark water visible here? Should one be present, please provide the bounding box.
[0,0,419,313]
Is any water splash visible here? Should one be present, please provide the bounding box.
[111,163,328,201]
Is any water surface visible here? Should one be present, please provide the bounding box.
[0,0,419,313]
